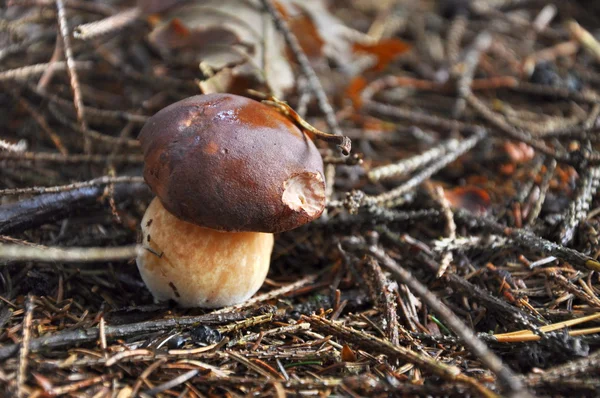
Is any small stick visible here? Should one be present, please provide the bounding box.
[56,0,90,152]
[229,323,310,347]
[0,243,141,262]
[0,181,149,235]
[567,20,600,63]
[446,14,468,65]
[428,185,456,278]
[558,165,600,246]
[364,99,471,132]
[362,257,401,344]
[37,37,64,89]
[525,159,556,227]
[32,85,148,124]
[453,32,492,117]
[7,0,117,15]
[495,313,600,341]
[130,358,167,397]
[0,151,143,164]
[526,349,600,387]
[295,77,312,118]
[218,313,274,334]
[522,41,579,73]
[360,75,518,102]
[12,94,68,155]
[546,271,600,309]
[0,175,144,196]
[144,369,200,395]
[99,317,107,358]
[48,373,117,396]
[368,138,459,183]
[16,294,34,398]
[73,7,141,40]
[45,105,141,147]
[511,81,600,105]
[105,349,154,366]
[0,61,92,81]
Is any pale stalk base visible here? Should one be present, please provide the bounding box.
[137,198,273,308]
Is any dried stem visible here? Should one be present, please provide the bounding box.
[56,0,90,152]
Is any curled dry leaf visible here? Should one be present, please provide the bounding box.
[143,0,352,98]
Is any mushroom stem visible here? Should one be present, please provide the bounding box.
[137,198,273,308]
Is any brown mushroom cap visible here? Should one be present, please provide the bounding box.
[139,93,325,233]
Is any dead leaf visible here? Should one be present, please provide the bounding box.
[279,0,353,65]
[341,344,358,362]
[276,1,324,59]
[353,38,411,71]
[345,76,368,109]
[199,64,271,96]
[147,0,294,97]
[443,186,491,214]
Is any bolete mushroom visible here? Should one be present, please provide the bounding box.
[137,93,326,308]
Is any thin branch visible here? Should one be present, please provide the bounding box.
[0,61,92,81]
[0,175,144,196]
[16,295,34,398]
[0,243,141,262]
[73,7,141,40]
[0,151,143,164]
[56,0,90,152]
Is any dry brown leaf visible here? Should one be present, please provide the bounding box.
[353,38,411,71]
[146,0,294,97]
[341,344,358,362]
[345,76,368,109]
[145,0,353,97]
[443,186,491,215]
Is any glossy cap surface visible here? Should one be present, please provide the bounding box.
[139,94,325,233]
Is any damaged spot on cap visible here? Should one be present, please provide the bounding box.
[282,172,325,218]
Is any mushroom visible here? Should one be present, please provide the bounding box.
[137,93,326,308]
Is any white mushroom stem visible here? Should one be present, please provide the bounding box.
[137,198,273,308]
